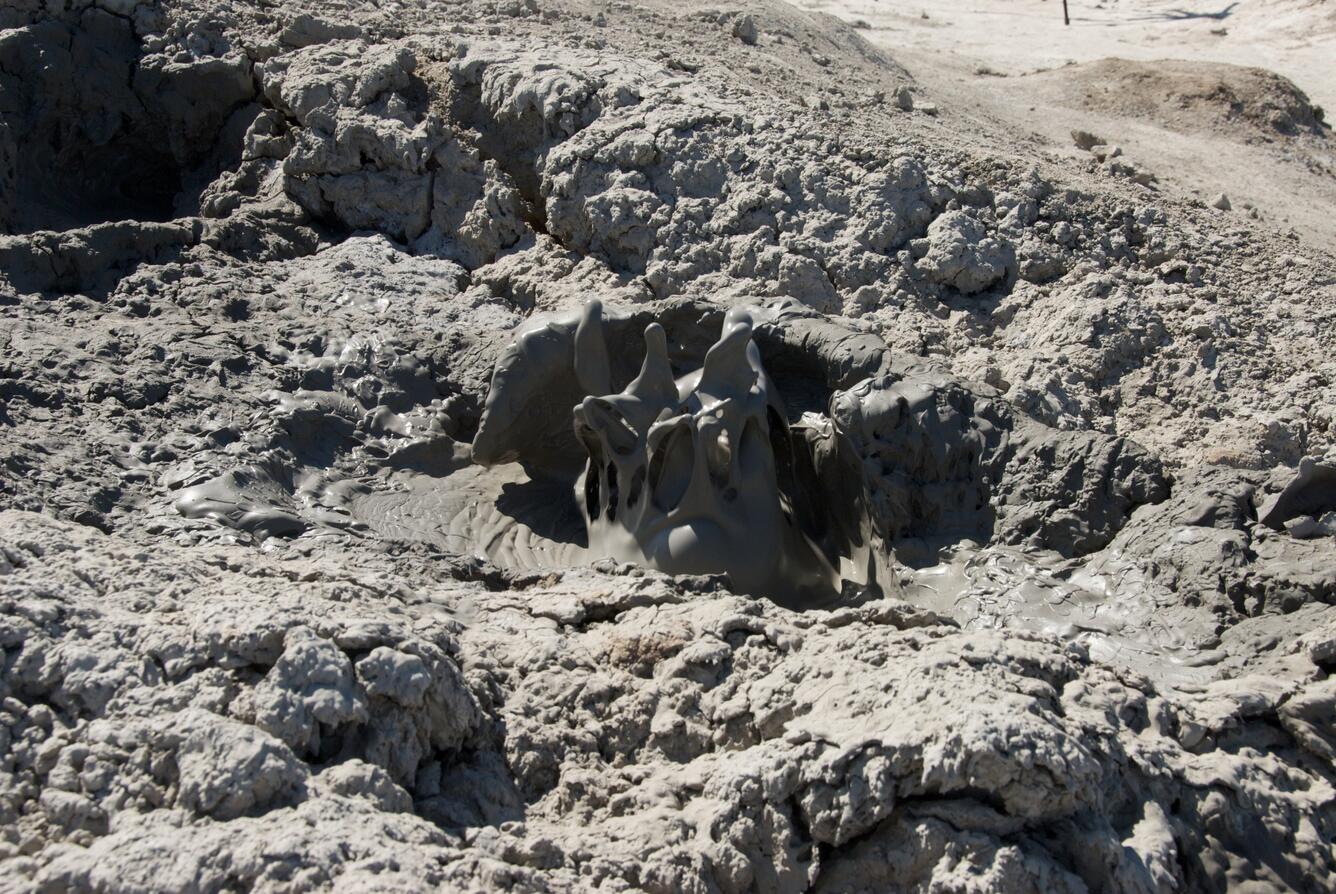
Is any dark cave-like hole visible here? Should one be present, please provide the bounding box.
[605,461,620,522]
[1,15,255,236]
[18,132,187,233]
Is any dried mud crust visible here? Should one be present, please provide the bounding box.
[0,0,1335,891]
[4,510,1336,893]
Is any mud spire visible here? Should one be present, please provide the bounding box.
[625,322,677,410]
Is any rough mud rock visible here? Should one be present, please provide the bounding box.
[6,508,1333,892]
[0,220,202,294]
[912,209,1014,294]
[259,41,436,241]
[2,0,1336,890]
[175,709,310,820]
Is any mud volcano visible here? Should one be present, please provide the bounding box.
[472,300,880,604]
[3,0,1336,891]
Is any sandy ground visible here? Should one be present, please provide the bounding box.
[794,0,1336,104]
[797,0,1336,248]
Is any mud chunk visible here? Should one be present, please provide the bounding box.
[356,647,432,707]
[732,14,758,45]
[915,210,1013,294]
[252,627,369,756]
[1071,129,1103,150]
[313,760,413,812]
[175,710,309,820]
[280,13,365,48]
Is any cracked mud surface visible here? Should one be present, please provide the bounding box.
[2,0,1335,891]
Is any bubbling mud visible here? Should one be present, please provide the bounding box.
[571,304,849,605]
[467,299,891,606]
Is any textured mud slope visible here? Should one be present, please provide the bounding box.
[2,0,1336,892]
[4,509,1336,893]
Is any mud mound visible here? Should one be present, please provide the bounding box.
[1028,57,1328,142]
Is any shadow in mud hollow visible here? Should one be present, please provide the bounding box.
[495,478,589,549]
[19,130,186,233]
[0,14,255,236]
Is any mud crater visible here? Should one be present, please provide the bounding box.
[0,11,256,235]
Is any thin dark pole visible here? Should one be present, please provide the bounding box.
[1063,0,1070,24]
